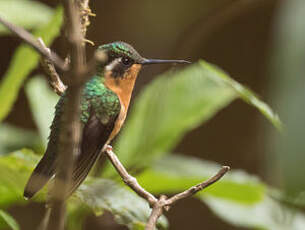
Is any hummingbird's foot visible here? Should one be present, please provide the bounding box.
[83,39,95,46]
[103,144,113,152]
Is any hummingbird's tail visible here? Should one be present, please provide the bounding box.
[23,150,56,199]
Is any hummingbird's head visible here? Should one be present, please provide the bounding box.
[97,41,190,79]
[96,41,190,110]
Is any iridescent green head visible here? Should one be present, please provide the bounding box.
[97,41,190,78]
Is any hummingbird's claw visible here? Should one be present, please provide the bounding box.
[103,144,113,152]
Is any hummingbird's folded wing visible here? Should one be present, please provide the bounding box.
[66,112,118,197]
[24,96,120,199]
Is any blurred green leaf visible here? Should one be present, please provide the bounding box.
[0,149,40,208]
[113,62,236,171]
[0,0,53,35]
[0,209,19,230]
[137,155,265,204]
[267,0,305,196]
[76,179,168,230]
[26,76,59,147]
[0,150,166,230]
[66,203,90,230]
[0,7,63,122]
[137,155,305,229]
[110,61,280,173]
[201,61,282,130]
[0,124,42,155]
[203,196,305,230]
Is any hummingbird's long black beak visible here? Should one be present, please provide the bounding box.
[141,59,191,65]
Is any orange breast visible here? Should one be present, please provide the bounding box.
[104,64,142,141]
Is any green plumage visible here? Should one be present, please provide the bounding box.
[48,75,120,149]
[80,76,120,124]
[24,73,121,199]
[23,41,135,198]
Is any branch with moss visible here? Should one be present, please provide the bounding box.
[38,38,67,96]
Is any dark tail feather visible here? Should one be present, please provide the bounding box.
[66,149,103,198]
[24,151,56,199]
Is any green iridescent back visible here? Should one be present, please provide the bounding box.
[50,75,120,145]
[80,76,120,124]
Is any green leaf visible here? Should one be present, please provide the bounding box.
[137,155,305,229]
[0,209,19,230]
[0,7,63,122]
[199,61,282,130]
[203,196,305,230]
[0,150,165,230]
[0,123,43,155]
[26,76,59,147]
[137,155,265,204]
[109,61,280,173]
[0,149,40,208]
[267,0,305,195]
[112,63,236,171]
[76,179,168,230]
[0,0,53,35]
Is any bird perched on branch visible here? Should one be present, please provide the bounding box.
[24,41,189,199]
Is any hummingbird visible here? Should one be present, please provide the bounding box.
[23,41,189,199]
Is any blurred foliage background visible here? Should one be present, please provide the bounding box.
[0,0,304,229]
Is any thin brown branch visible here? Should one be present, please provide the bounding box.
[63,0,86,77]
[165,166,230,206]
[37,0,97,95]
[77,0,95,42]
[38,38,67,96]
[146,195,167,230]
[145,166,230,230]
[104,146,230,230]
[0,15,67,71]
[46,0,89,230]
[104,145,158,205]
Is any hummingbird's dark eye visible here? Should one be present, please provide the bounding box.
[121,57,133,66]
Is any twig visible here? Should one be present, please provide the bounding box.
[104,145,158,205]
[0,14,68,95]
[46,1,89,230]
[165,166,230,206]
[77,0,95,43]
[0,15,67,71]
[146,195,167,230]
[146,166,230,230]
[37,0,98,95]
[63,0,86,74]
[38,38,67,96]
[103,145,230,230]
